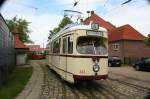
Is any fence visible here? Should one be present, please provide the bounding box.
[0,14,15,85]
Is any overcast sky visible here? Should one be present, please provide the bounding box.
[1,0,150,47]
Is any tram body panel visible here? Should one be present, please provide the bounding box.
[59,56,67,80]
[51,55,59,69]
[66,57,108,76]
[48,55,108,83]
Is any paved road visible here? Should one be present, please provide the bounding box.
[109,67,150,89]
[16,61,44,99]
[38,60,150,99]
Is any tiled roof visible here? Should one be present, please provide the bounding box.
[82,12,145,42]
[109,24,145,42]
[13,33,29,49]
[83,13,116,31]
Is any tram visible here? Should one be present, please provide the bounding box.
[47,23,108,83]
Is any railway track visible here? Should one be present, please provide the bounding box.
[109,71,150,84]
[108,77,150,93]
[109,72,150,92]
[105,78,150,99]
[38,61,150,99]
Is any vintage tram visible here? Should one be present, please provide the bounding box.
[47,23,108,83]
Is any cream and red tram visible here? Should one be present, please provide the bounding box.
[47,23,108,83]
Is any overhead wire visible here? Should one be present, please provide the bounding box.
[102,0,142,16]
[104,0,109,6]
[10,1,38,10]
[121,0,132,5]
[73,0,81,7]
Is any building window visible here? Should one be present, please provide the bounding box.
[113,43,119,50]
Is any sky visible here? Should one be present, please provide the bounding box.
[0,0,150,47]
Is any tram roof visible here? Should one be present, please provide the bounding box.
[49,23,107,41]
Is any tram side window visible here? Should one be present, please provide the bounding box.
[53,40,60,53]
[68,37,73,54]
[49,44,52,53]
[58,39,61,52]
[63,38,67,53]
[50,43,53,53]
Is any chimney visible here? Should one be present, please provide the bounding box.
[87,11,90,17]
[12,32,20,39]
[91,11,94,15]
[80,19,83,23]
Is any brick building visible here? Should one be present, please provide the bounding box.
[109,24,150,64]
[82,11,150,64]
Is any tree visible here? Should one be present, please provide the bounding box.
[48,16,73,40]
[6,16,33,43]
[144,34,150,47]
[52,27,60,33]
[58,16,73,29]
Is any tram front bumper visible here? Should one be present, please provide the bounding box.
[73,74,108,80]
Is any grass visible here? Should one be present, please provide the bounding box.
[0,66,32,99]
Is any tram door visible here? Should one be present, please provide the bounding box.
[62,35,73,80]
[62,37,68,79]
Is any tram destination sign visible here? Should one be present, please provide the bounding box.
[86,30,103,37]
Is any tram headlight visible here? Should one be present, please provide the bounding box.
[93,64,100,72]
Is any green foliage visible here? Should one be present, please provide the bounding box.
[48,16,73,40]
[144,34,150,47]
[58,16,73,29]
[0,67,32,99]
[6,17,32,43]
[53,27,60,33]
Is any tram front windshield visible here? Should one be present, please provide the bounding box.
[77,36,107,55]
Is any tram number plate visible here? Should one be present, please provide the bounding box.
[87,31,103,36]
[79,70,86,74]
